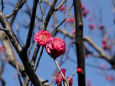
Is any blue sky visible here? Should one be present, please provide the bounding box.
[1,0,115,86]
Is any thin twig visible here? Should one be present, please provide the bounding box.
[9,41,23,86]
[0,10,42,86]
[53,59,66,80]
[24,0,39,51]
[44,0,58,30]
[83,36,111,61]
[6,0,27,18]
[55,0,66,11]
[0,27,8,32]
[69,70,77,81]
[0,77,5,86]
[9,0,23,25]
[39,1,45,27]
[31,44,40,67]
[35,46,44,71]
[52,4,73,35]
[0,11,22,52]
[1,0,4,12]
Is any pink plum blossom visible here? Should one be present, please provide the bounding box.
[66,77,73,86]
[46,37,66,58]
[34,30,52,46]
[55,69,66,86]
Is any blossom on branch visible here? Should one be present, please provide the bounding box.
[46,37,66,58]
[102,37,110,50]
[55,69,66,86]
[76,68,82,73]
[66,77,73,86]
[59,6,65,12]
[65,17,75,23]
[34,30,52,46]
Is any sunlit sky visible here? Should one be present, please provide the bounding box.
[1,0,115,86]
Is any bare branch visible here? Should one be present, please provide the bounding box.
[55,0,66,11]
[0,10,42,86]
[1,0,4,12]
[44,0,58,30]
[73,0,86,86]
[0,11,22,52]
[31,44,40,67]
[6,0,27,18]
[9,0,23,25]
[84,36,111,61]
[35,46,44,71]
[24,0,39,51]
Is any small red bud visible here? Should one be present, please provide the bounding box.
[76,68,82,73]
[82,8,90,17]
[81,3,85,11]
[88,24,95,30]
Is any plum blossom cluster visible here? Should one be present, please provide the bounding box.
[34,30,66,58]
[54,68,73,86]
[81,3,90,18]
[65,17,75,23]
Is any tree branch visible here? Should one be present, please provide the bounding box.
[1,0,4,12]
[0,11,22,52]
[24,0,39,51]
[0,11,42,86]
[83,36,111,62]
[31,44,40,67]
[73,0,86,86]
[44,0,58,30]
[6,0,27,18]
[9,0,23,25]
